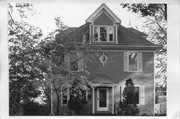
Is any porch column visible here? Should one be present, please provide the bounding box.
[92,86,95,114]
[112,86,114,114]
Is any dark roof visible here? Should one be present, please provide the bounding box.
[127,27,148,37]
[63,23,89,43]
[117,25,155,46]
[61,23,161,50]
[63,27,77,36]
[89,73,115,84]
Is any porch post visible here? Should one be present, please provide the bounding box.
[112,86,114,114]
[92,86,95,114]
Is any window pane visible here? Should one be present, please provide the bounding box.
[100,27,107,41]
[62,95,67,104]
[71,61,78,71]
[99,89,107,107]
[109,34,113,41]
[62,86,68,105]
[129,53,138,71]
[94,26,98,41]
[127,87,139,104]
[133,87,139,104]
[109,27,113,41]
[70,52,78,71]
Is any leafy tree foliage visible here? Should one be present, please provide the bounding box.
[8,3,43,115]
[121,4,167,20]
[22,101,49,115]
[121,4,167,102]
[38,17,95,115]
[118,78,139,116]
[68,79,88,115]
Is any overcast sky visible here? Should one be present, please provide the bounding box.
[11,2,145,37]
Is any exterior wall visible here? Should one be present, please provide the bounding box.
[93,12,113,25]
[52,51,154,115]
[87,51,154,115]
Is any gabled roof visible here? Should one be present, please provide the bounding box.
[89,73,115,84]
[86,3,121,24]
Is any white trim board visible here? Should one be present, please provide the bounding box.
[86,3,121,24]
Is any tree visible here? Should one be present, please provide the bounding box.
[8,3,43,115]
[68,78,88,115]
[118,78,139,116]
[121,4,167,102]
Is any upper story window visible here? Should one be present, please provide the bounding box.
[64,51,84,72]
[93,26,114,42]
[124,51,143,72]
[70,52,79,72]
[129,52,138,71]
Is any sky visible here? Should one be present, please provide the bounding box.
[11,2,144,37]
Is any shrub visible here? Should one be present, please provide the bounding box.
[117,78,139,116]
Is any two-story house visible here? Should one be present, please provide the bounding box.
[51,3,161,115]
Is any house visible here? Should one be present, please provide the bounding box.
[51,3,162,115]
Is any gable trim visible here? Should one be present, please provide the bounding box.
[86,3,121,24]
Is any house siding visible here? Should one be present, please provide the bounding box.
[87,51,154,115]
[93,12,114,25]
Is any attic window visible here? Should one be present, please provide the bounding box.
[93,25,114,42]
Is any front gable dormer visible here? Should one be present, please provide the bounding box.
[86,3,121,44]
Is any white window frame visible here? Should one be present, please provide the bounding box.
[120,85,145,105]
[124,51,143,72]
[97,88,109,111]
[93,25,114,42]
[69,51,84,72]
[61,85,69,106]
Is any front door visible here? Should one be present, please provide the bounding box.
[97,88,109,111]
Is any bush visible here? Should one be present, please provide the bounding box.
[67,79,88,115]
[22,101,49,115]
[117,78,139,116]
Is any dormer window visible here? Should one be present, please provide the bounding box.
[93,26,114,42]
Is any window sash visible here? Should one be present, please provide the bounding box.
[124,51,143,72]
[64,52,84,72]
[120,86,145,105]
[61,85,69,106]
[93,25,114,42]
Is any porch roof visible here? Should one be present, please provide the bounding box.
[89,73,116,84]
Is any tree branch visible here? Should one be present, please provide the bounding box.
[8,11,36,38]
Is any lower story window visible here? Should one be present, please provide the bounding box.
[61,85,69,106]
[121,86,145,105]
[61,85,88,106]
[127,87,139,104]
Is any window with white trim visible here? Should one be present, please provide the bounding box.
[121,86,145,105]
[124,51,143,72]
[70,52,79,71]
[64,52,84,72]
[61,85,69,106]
[93,26,114,42]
